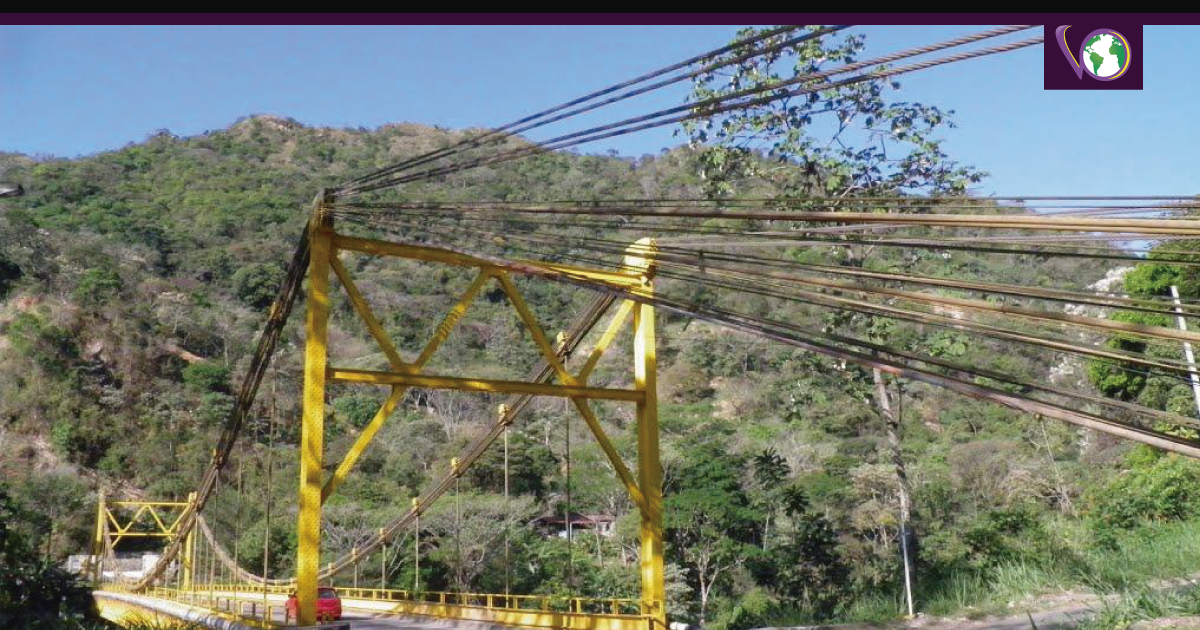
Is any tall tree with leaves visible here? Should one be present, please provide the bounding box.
[683,26,984,201]
[684,26,986,613]
[665,441,762,624]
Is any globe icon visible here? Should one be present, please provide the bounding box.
[1082,31,1127,78]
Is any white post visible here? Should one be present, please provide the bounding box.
[1170,285,1200,418]
[900,526,915,617]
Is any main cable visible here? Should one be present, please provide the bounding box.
[343,27,1040,195]
[339,26,848,192]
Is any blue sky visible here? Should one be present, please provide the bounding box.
[1,25,1196,197]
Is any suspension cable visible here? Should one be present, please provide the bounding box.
[344,27,1040,194]
[346,220,1200,428]
[333,208,1200,315]
[339,25,812,190]
[339,214,1200,382]
[340,26,849,192]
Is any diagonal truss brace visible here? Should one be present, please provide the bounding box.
[103,501,189,546]
[321,236,654,516]
[495,271,648,514]
[321,263,490,502]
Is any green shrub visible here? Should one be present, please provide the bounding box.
[0,486,98,628]
[715,588,776,630]
[7,313,78,372]
[1089,448,1200,543]
[181,362,230,394]
[72,267,124,305]
[231,262,283,309]
[331,393,383,430]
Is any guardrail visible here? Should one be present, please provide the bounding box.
[101,582,655,630]
[334,586,643,616]
[99,583,284,628]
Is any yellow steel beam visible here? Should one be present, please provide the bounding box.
[337,596,648,630]
[321,269,492,503]
[623,238,657,280]
[91,491,105,585]
[328,368,644,402]
[330,256,407,369]
[514,260,645,287]
[335,233,643,286]
[297,198,334,626]
[577,299,634,382]
[334,234,500,270]
[635,291,665,630]
[107,501,190,507]
[182,494,196,590]
[630,238,664,630]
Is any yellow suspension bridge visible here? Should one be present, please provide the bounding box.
[78,24,1200,630]
[91,191,668,630]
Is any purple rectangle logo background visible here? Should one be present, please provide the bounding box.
[1045,22,1143,90]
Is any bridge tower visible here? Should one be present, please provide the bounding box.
[294,190,666,629]
[90,492,194,587]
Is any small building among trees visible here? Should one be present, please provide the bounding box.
[532,513,616,538]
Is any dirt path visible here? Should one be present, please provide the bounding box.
[771,574,1200,630]
[903,602,1096,630]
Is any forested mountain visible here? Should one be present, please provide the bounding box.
[3,115,1200,629]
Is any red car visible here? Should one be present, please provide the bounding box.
[285,587,342,622]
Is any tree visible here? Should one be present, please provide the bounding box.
[72,267,124,306]
[872,371,915,615]
[466,430,558,498]
[182,362,231,394]
[231,262,284,309]
[665,441,761,624]
[760,486,848,618]
[423,492,538,592]
[0,485,97,628]
[331,393,384,430]
[683,27,983,199]
[683,28,986,615]
[751,448,789,549]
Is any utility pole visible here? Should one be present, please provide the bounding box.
[1170,285,1200,417]
[874,369,915,618]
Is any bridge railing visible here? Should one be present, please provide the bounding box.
[98,583,286,628]
[103,580,653,627]
[187,582,645,615]
[332,586,643,615]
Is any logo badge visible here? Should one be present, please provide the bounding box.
[1045,23,1142,90]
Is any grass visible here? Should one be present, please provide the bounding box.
[917,558,1079,617]
[716,517,1200,629]
[820,517,1200,627]
[1085,520,1200,591]
[1077,586,1200,630]
[840,591,907,625]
